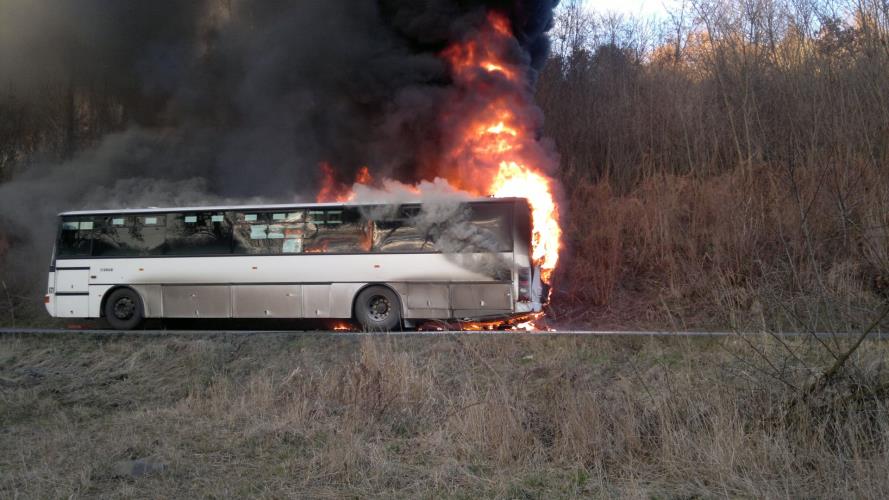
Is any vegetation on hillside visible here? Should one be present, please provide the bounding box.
[541,0,889,330]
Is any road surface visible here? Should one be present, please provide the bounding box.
[1,328,886,339]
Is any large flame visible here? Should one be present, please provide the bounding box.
[489,162,560,281]
[440,12,561,282]
[315,11,561,283]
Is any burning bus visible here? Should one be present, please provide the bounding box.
[45,197,548,330]
[42,8,564,331]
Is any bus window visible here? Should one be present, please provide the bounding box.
[93,216,128,256]
[132,215,166,255]
[166,213,232,255]
[234,213,269,254]
[233,212,298,254]
[426,203,513,253]
[278,211,305,253]
[370,203,513,254]
[57,217,94,257]
[373,220,428,252]
[298,208,370,253]
[367,205,425,253]
[92,215,166,256]
[467,203,513,252]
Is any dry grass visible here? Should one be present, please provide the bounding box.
[555,162,889,331]
[2,332,889,498]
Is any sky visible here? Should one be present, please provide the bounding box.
[584,0,670,17]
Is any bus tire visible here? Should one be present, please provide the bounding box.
[354,286,401,331]
[104,288,144,330]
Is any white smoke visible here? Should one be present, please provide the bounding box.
[351,177,511,279]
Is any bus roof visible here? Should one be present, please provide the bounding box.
[57,196,526,216]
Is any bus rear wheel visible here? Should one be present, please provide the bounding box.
[354,286,401,331]
[104,288,143,330]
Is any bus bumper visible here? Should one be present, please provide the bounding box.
[44,271,55,317]
[44,294,54,317]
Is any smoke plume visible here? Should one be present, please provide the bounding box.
[0,0,558,290]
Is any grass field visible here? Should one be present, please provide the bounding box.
[2,332,888,498]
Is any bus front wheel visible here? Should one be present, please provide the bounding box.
[104,288,144,330]
[354,286,401,331]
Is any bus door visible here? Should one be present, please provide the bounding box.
[53,218,93,317]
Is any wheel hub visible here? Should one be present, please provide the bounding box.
[113,297,135,320]
[368,296,390,321]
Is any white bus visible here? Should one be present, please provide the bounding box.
[45,197,547,330]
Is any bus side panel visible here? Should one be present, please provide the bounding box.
[451,283,513,310]
[302,284,331,318]
[89,254,499,287]
[132,285,164,317]
[404,283,450,319]
[407,283,450,309]
[163,285,231,318]
[56,269,89,293]
[232,285,302,318]
[330,283,365,318]
[55,295,89,317]
[89,285,113,317]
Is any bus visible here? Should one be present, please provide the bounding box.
[45,197,547,330]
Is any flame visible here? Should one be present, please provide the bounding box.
[440,11,561,282]
[487,12,512,36]
[316,162,341,203]
[316,163,374,202]
[332,322,353,331]
[441,13,520,82]
[354,166,372,185]
[459,312,548,332]
[314,11,562,285]
[489,162,561,282]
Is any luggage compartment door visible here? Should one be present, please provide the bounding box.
[163,285,232,318]
[55,295,89,317]
[56,268,89,293]
[232,285,302,318]
[450,284,513,310]
[407,283,450,309]
[302,284,331,318]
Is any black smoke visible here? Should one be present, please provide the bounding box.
[0,0,558,293]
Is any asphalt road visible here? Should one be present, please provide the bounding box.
[1,327,886,339]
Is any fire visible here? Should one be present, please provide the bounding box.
[316,164,374,202]
[489,162,561,282]
[316,162,341,203]
[354,166,372,185]
[459,312,549,332]
[441,13,522,83]
[314,11,562,285]
[487,13,512,36]
[440,11,561,282]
